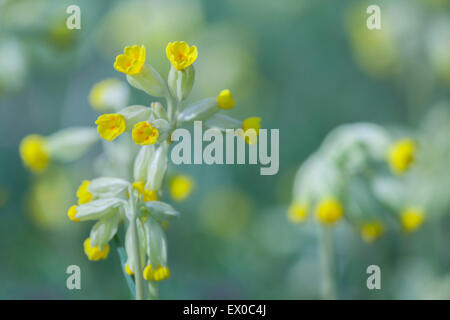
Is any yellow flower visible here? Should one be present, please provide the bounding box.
[315,197,344,225]
[132,121,159,145]
[76,180,93,205]
[113,45,146,76]
[83,238,109,261]
[125,263,134,276]
[401,208,425,232]
[67,205,80,222]
[132,181,158,202]
[170,175,194,201]
[166,41,198,71]
[241,117,261,145]
[19,135,49,173]
[95,114,126,141]
[143,264,170,282]
[388,139,416,174]
[360,222,384,243]
[217,89,235,109]
[288,203,308,223]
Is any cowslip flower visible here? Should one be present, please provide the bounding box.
[360,222,384,243]
[114,45,146,76]
[241,117,261,145]
[77,180,93,205]
[132,181,158,202]
[19,135,49,173]
[166,41,198,71]
[388,139,416,174]
[67,205,80,222]
[170,175,194,202]
[84,237,110,261]
[95,114,126,141]
[217,89,235,109]
[287,202,308,223]
[132,121,159,145]
[315,197,344,225]
[401,207,424,232]
[143,264,170,282]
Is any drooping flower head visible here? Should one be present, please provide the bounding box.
[76,180,93,205]
[166,41,198,71]
[143,264,170,282]
[95,114,126,141]
[114,45,146,76]
[83,237,109,261]
[67,205,80,222]
[132,181,157,202]
[132,121,159,145]
[401,207,424,232]
[388,139,416,174]
[217,89,235,109]
[241,117,261,145]
[315,197,344,225]
[360,222,384,243]
[288,202,308,223]
[19,135,49,173]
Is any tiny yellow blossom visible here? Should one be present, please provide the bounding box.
[67,205,80,222]
[95,114,126,141]
[132,181,158,202]
[19,135,49,173]
[388,139,416,174]
[83,238,109,261]
[170,175,194,201]
[401,208,425,232]
[143,264,170,282]
[76,180,93,205]
[166,41,198,71]
[132,121,159,145]
[360,222,384,243]
[316,198,344,225]
[125,263,134,276]
[217,89,235,109]
[288,203,308,223]
[113,45,146,76]
[241,117,261,145]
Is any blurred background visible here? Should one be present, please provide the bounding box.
[0,0,449,299]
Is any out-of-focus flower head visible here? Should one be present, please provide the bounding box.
[170,175,194,202]
[89,79,130,113]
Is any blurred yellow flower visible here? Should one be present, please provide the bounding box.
[388,139,416,174]
[166,41,198,71]
[316,197,344,225]
[125,263,134,276]
[114,45,146,75]
[67,205,80,222]
[19,135,49,173]
[83,237,109,261]
[88,78,129,113]
[132,121,159,145]
[76,180,93,205]
[143,264,170,282]
[241,117,261,145]
[360,222,384,243]
[170,175,194,201]
[401,208,424,232]
[288,203,308,224]
[217,89,235,109]
[132,181,157,202]
[95,114,126,141]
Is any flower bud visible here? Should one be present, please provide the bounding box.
[177,98,218,123]
[133,146,155,182]
[168,65,195,101]
[146,143,168,191]
[46,127,99,162]
[126,64,167,97]
[118,105,153,129]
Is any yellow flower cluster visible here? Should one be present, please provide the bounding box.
[132,181,157,202]
[143,264,170,282]
[19,135,49,173]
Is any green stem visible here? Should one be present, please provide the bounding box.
[319,226,338,300]
[128,193,145,300]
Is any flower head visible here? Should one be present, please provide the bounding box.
[132,121,159,145]
[95,114,126,141]
[241,117,261,145]
[166,41,198,71]
[132,181,158,202]
[19,135,49,173]
[217,89,235,109]
[114,45,146,76]
[360,222,384,243]
[83,237,109,261]
[125,263,134,276]
[143,264,170,282]
[76,180,93,205]
[315,197,344,225]
[401,208,424,232]
[288,203,308,223]
[67,205,80,222]
[170,175,194,201]
[388,139,416,174]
